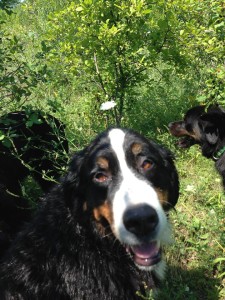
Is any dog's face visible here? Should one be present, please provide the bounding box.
[168,105,225,158]
[65,128,179,277]
[168,106,206,148]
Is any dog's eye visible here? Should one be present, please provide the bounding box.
[141,160,154,171]
[93,172,108,183]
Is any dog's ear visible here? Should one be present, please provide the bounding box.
[154,144,179,210]
[199,114,219,144]
[62,148,87,209]
[163,150,179,210]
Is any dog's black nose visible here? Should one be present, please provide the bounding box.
[123,204,159,236]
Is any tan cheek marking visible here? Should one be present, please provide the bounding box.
[131,143,142,155]
[176,128,191,136]
[93,201,113,224]
[190,125,201,141]
[83,202,87,211]
[93,201,114,236]
[155,188,169,208]
[96,157,109,169]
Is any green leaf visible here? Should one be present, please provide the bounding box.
[76,7,83,12]
[180,30,184,36]
[2,139,12,148]
[200,233,209,240]
[213,257,225,264]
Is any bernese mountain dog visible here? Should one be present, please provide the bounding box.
[0,128,179,300]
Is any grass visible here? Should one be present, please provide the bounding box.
[154,142,225,300]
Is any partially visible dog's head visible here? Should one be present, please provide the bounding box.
[64,128,179,279]
[168,105,225,158]
[168,105,205,148]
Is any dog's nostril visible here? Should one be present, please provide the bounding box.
[123,204,159,236]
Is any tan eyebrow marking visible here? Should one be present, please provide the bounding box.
[96,157,109,169]
[131,143,142,155]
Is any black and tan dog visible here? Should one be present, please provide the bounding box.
[0,128,179,300]
[169,105,225,188]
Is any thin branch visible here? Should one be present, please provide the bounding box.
[93,52,108,96]
[3,63,25,78]
[125,67,147,83]
[156,25,170,54]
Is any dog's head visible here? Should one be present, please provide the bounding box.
[168,105,225,158]
[63,128,179,277]
[168,105,206,148]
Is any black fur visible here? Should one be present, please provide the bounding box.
[0,128,179,300]
[168,105,225,188]
[0,110,68,258]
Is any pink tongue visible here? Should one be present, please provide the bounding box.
[131,241,159,259]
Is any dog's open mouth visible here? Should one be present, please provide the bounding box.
[127,241,161,267]
[177,137,196,148]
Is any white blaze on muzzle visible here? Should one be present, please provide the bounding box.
[108,129,170,246]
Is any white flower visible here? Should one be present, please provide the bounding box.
[100,101,116,111]
[184,185,196,192]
